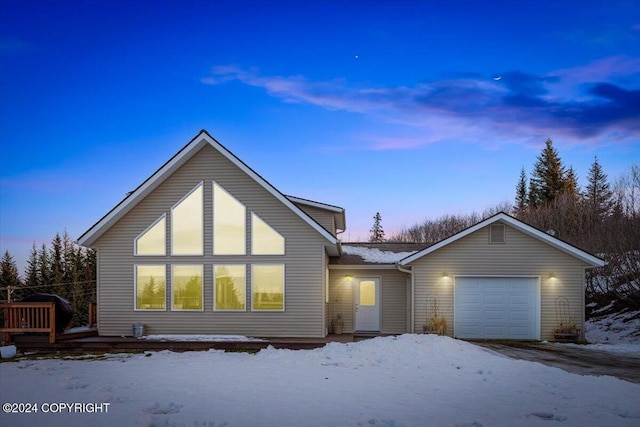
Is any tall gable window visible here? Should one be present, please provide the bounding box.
[172,183,203,255]
[172,264,203,310]
[252,264,284,311]
[135,265,166,310]
[214,264,246,311]
[135,215,166,255]
[213,182,246,255]
[490,223,506,244]
[251,213,285,255]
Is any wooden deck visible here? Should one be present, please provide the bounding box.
[0,302,56,344]
[10,331,383,354]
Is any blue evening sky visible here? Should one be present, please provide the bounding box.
[1,0,639,273]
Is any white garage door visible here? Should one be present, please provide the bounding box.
[454,277,539,340]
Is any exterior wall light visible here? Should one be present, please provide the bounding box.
[442,272,448,279]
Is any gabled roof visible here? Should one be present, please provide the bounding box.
[78,130,340,254]
[399,212,605,267]
[286,195,346,231]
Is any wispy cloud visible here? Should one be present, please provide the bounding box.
[202,57,640,150]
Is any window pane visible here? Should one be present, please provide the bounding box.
[359,280,375,306]
[135,216,166,255]
[252,264,284,311]
[136,265,166,310]
[172,184,203,255]
[172,265,203,310]
[252,213,285,255]
[214,265,246,311]
[214,183,246,254]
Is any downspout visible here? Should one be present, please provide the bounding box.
[396,263,414,333]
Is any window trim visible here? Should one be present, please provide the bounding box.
[213,180,247,255]
[170,264,205,312]
[213,263,247,312]
[251,212,285,255]
[134,214,167,256]
[134,264,167,311]
[251,264,285,312]
[170,182,204,256]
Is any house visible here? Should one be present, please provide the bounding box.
[78,130,605,341]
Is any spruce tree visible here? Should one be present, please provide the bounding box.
[50,232,64,290]
[38,243,51,293]
[514,167,528,215]
[0,251,22,302]
[585,156,614,221]
[563,166,580,200]
[24,243,40,291]
[369,212,385,243]
[529,138,566,207]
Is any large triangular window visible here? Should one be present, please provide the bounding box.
[213,182,246,255]
[135,215,166,255]
[251,213,285,255]
[171,183,204,255]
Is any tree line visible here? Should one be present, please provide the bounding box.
[387,139,639,309]
[0,231,96,327]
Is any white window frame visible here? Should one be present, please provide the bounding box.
[251,212,285,255]
[134,264,167,311]
[171,264,205,312]
[213,263,247,312]
[251,264,285,312]
[213,181,247,255]
[134,214,167,256]
[170,182,204,256]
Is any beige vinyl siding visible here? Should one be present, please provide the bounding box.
[408,224,590,341]
[294,204,336,236]
[328,268,409,334]
[94,144,328,338]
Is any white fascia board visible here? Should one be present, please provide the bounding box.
[399,212,605,267]
[286,195,344,213]
[79,130,338,247]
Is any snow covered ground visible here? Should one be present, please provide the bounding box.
[1,334,639,427]
[582,309,640,354]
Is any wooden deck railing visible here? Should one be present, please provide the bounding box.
[0,302,56,344]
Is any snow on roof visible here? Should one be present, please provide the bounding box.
[341,245,417,264]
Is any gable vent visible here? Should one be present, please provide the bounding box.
[489,223,506,244]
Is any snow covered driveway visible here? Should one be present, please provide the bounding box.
[1,334,639,427]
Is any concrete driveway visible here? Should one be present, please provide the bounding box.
[473,341,640,384]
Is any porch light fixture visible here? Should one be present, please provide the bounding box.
[549,272,555,280]
[345,275,353,282]
[442,272,448,279]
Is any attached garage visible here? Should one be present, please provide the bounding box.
[454,277,540,340]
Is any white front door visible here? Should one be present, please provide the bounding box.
[355,278,381,332]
